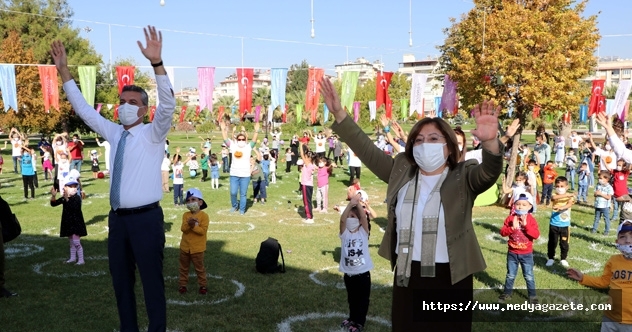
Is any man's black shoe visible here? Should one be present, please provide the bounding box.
[1,287,17,298]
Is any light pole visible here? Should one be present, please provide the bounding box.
[310,0,315,38]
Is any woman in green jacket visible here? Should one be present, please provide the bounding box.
[321,78,503,331]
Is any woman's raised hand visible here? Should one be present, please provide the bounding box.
[319,78,347,124]
[471,100,501,143]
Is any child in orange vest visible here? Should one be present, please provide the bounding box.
[541,161,558,206]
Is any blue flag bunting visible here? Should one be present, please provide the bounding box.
[323,104,329,123]
[0,65,18,112]
[270,68,288,122]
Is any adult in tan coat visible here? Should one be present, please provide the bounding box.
[321,78,503,331]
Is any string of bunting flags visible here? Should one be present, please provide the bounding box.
[2,62,627,125]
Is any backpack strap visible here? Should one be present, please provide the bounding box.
[278,242,286,273]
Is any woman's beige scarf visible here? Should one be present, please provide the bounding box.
[396,168,447,287]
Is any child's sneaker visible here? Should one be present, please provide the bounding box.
[529,296,539,304]
[545,259,555,267]
[348,323,364,332]
[340,319,353,329]
[178,286,187,294]
[560,260,569,268]
[498,293,511,303]
[199,286,207,295]
[303,218,314,224]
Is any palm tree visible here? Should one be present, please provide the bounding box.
[252,86,271,109]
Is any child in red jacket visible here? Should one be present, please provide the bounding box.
[499,193,540,304]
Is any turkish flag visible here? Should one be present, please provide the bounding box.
[113,104,119,121]
[116,66,135,94]
[179,106,187,123]
[149,106,156,122]
[236,68,254,117]
[306,68,324,123]
[597,95,606,114]
[376,72,394,119]
[38,65,59,113]
[588,79,605,116]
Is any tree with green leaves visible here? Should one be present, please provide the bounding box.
[286,60,309,94]
[0,0,103,135]
[0,30,63,136]
[439,0,599,182]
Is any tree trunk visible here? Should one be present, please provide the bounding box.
[503,133,522,193]
[558,121,572,143]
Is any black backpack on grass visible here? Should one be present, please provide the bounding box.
[255,237,285,274]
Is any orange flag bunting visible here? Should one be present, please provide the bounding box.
[306,68,324,123]
[217,105,225,123]
[38,66,59,113]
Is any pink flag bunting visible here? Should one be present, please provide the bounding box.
[197,67,215,111]
[255,105,261,122]
[353,102,361,123]
[96,103,102,113]
[439,75,458,116]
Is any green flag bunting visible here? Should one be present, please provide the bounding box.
[296,104,303,123]
[341,71,359,113]
[400,99,409,120]
[78,66,97,107]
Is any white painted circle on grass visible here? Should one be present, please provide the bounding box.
[215,209,267,217]
[277,311,391,332]
[208,221,255,233]
[165,273,245,306]
[32,256,109,277]
[309,266,392,289]
[277,218,334,226]
[4,243,44,259]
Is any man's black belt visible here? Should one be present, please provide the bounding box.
[112,202,160,216]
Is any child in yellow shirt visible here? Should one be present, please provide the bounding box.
[567,220,632,329]
[178,188,210,295]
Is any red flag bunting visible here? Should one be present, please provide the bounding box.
[532,105,540,119]
[195,105,201,117]
[179,106,187,123]
[236,68,254,117]
[38,65,59,113]
[563,111,571,124]
[282,104,288,123]
[588,79,605,117]
[149,106,156,122]
[113,105,119,121]
[116,66,135,95]
[306,68,324,123]
[376,72,394,119]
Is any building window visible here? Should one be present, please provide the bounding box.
[623,69,631,76]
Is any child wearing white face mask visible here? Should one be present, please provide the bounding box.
[547,176,575,268]
[339,195,373,332]
[50,176,88,265]
[592,171,614,236]
[499,193,540,303]
[502,171,531,209]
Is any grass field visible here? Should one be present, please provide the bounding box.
[0,131,620,332]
